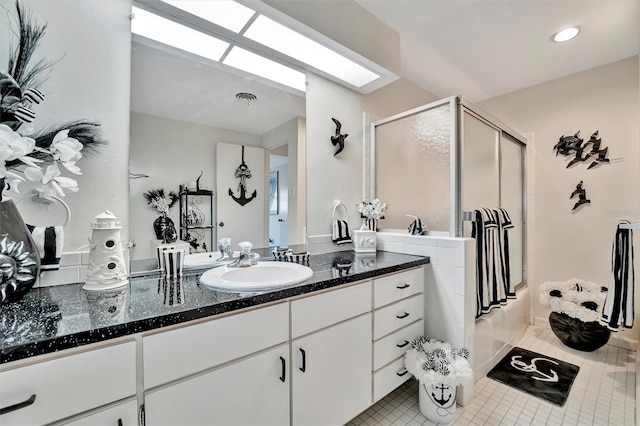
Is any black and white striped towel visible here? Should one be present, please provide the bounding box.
[26,224,64,270]
[600,223,634,331]
[472,208,515,317]
[332,219,352,245]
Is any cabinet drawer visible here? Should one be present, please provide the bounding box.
[373,357,411,403]
[0,341,136,426]
[374,268,424,308]
[62,399,138,425]
[373,294,423,340]
[291,281,371,338]
[144,302,288,389]
[373,320,424,371]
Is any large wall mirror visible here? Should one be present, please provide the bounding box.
[129,37,306,261]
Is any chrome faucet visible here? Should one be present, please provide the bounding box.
[229,241,256,267]
[217,237,235,261]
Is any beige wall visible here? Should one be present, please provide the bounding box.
[479,56,640,344]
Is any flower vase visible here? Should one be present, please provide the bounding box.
[418,381,457,424]
[361,218,378,231]
[0,183,41,305]
[153,214,177,243]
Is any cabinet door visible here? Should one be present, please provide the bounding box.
[61,399,138,426]
[292,314,372,426]
[144,344,289,426]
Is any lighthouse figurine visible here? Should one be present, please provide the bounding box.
[83,210,129,291]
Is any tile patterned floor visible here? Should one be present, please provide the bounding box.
[347,326,636,425]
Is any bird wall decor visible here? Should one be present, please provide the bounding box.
[331,117,348,156]
[570,180,591,211]
[554,130,620,169]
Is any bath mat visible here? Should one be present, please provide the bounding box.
[487,347,580,406]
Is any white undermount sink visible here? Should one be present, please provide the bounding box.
[199,261,313,291]
[184,251,260,270]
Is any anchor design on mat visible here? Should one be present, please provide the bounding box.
[228,145,257,206]
[510,355,559,382]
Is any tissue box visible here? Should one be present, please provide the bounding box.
[352,230,377,253]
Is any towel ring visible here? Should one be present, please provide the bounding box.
[16,192,72,228]
[333,202,349,221]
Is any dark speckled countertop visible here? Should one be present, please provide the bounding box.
[0,250,429,364]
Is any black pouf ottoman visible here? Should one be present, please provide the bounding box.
[549,312,611,352]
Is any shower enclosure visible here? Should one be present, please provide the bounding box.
[369,96,527,289]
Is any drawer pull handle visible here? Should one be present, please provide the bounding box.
[396,312,410,319]
[397,368,409,377]
[0,394,36,415]
[397,283,410,289]
[397,340,410,348]
[279,356,286,382]
[299,348,306,372]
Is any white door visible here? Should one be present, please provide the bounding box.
[217,143,266,248]
[292,314,372,426]
[144,344,290,426]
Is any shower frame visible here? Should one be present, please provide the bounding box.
[367,95,528,287]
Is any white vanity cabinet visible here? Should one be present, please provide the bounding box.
[60,399,138,426]
[142,302,290,426]
[144,344,290,426]
[291,282,372,426]
[0,340,136,426]
[371,268,425,402]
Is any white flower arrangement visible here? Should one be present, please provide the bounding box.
[1,2,104,200]
[356,198,388,220]
[404,336,473,387]
[539,278,607,323]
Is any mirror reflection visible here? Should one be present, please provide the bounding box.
[129,39,306,261]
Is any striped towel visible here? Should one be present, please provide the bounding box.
[332,219,352,245]
[26,224,64,270]
[472,208,512,317]
[600,223,634,331]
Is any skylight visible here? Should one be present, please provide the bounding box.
[131,6,229,62]
[161,0,256,33]
[223,47,307,92]
[243,15,380,88]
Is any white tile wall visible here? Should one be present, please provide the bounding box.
[34,249,129,287]
[376,232,476,405]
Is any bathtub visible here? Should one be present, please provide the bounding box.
[473,287,530,379]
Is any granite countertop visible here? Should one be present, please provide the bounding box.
[0,250,429,364]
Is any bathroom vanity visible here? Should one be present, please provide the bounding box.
[0,250,428,425]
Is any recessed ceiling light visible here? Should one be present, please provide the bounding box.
[223,47,307,92]
[131,6,229,61]
[244,15,380,88]
[553,27,581,43]
[160,0,256,33]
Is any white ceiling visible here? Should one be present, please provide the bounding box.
[130,41,306,135]
[131,1,638,131]
[355,0,639,101]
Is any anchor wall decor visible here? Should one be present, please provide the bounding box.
[228,145,257,206]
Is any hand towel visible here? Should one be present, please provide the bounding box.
[26,224,64,270]
[332,219,352,245]
[600,223,634,331]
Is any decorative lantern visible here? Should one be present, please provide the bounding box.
[83,211,129,291]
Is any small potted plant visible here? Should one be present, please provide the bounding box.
[404,335,473,424]
[143,188,179,243]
